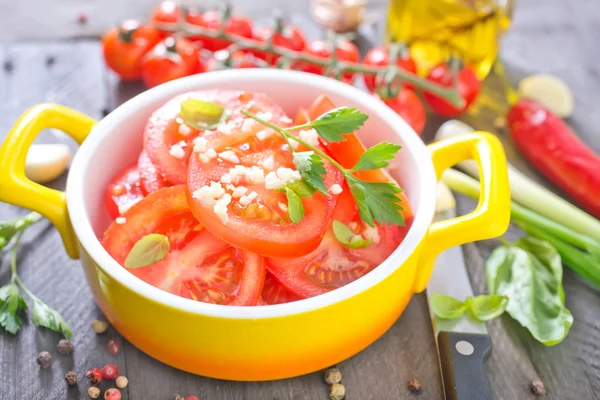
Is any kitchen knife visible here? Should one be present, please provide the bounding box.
[426,208,493,400]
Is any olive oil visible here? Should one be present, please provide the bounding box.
[387,0,513,79]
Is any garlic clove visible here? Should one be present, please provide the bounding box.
[25,144,72,183]
[518,74,574,118]
[435,181,456,213]
[434,119,475,142]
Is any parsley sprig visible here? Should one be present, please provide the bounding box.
[241,107,405,228]
[0,213,72,337]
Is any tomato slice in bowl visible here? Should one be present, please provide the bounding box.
[102,185,264,305]
[104,164,146,219]
[138,150,170,194]
[265,187,411,298]
[143,90,289,185]
[261,271,304,305]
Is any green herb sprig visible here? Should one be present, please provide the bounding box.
[429,293,509,322]
[242,107,406,228]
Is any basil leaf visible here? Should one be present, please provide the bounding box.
[285,188,304,224]
[466,295,508,322]
[284,180,316,199]
[351,142,402,172]
[486,237,573,345]
[310,107,368,142]
[0,284,28,334]
[292,151,328,195]
[429,293,468,320]
[125,233,170,269]
[32,300,72,338]
[332,220,371,249]
[180,99,231,131]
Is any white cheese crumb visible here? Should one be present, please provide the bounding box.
[213,204,229,224]
[192,137,208,153]
[220,173,232,184]
[178,124,192,136]
[239,191,258,206]
[330,184,343,195]
[232,186,248,198]
[256,128,275,141]
[205,148,217,159]
[169,141,186,159]
[246,166,265,184]
[278,202,288,212]
[218,150,240,164]
[276,167,301,182]
[281,144,290,152]
[265,171,283,190]
[118,198,142,215]
[362,225,381,244]
[279,116,292,124]
[260,156,274,170]
[175,117,183,124]
[299,129,320,147]
[115,217,126,225]
[192,181,226,206]
[241,118,257,133]
[256,111,272,121]
[348,222,358,231]
[226,184,236,191]
[351,234,364,243]
[217,123,232,135]
[199,154,209,163]
[289,139,300,150]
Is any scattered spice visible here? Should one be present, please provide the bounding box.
[329,383,346,400]
[88,386,101,399]
[101,363,120,380]
[57,339,74,354]
[493,117,506,130]
[78,12,88,25]
[102,108,112,117]
[108,339,121,355]
[116,375,129,389]
[3,60,14,73]
[172,395,185,400]
[65,371,78,386]
[92,319,109,334]
[46,55,56,66]
[324,367,342,384]
[409,378,422,393]
[36,351,52,369]
[104,388,121,400]
[85,367,103,385]
[185,397,199,400]
[531,379,546,396]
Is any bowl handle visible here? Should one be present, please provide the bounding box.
[0,104,96,259]
[413,132,510,293]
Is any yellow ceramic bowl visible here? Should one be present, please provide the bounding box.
[0,70,510,381]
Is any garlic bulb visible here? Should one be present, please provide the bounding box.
[311,0,366,33]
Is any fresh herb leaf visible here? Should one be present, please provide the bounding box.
[310,107,368,142]
[466,295,508,322]
[429,293,468,320]
[0,284,28,334]
[0,212,43,252]
[285,188,304,224]
[180,99,231,131]
[486,237,573,346]
[351,142,402,172]
[32,299,72,338]
[292,151,329,195]
[125,234,170,269]
[284,180,316,198]
[332,220,372,248]
[347,177,404,227]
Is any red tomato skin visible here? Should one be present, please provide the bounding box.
[102,21,161,80]
[261,271,304,305]
[207,50,262,71]
[138,150,170,193]
[362,46,418,91]
[508,99,600,218]
[104,165,146,219]
[301,39,360,83]
[141,38,204,88]
[192,11,254,52]
[375,89,426,135]
[423,64,480,117]
[150,0,180,25]
[252,26,306,64]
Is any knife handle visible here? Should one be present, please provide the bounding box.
[438,331,493,400]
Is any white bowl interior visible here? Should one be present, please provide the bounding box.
[67,69,436,318]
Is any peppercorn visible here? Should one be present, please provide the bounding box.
[3,60,14,73]
[108,339,121,355]
[409,378,422,393]
[101,363,120,380]
[36,351,52,369]
[494,117,506,130]
[172,395,185,400]
[57,339,74,355]
[324,367,342,384]
[329,383,345,400]
[46,55,56,67]
[185,396,199,400]
[116,375,128,389]
[531,379,546,396]
[64,371,78,386]
[88,386,101,399]
[85,367,103,385]
[92,319,109,334]
[77,12,88,25]
[104,388,121,400]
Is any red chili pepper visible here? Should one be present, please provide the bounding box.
[507,99,600,218]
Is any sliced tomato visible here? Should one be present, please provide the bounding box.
[104,164,146,219]
[138,150,170,194]
[266,186,411,297]
[144,90,288,185]
[261,271,304,305]
[102,186,264,305]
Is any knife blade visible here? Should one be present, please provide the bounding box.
[426,208,493,400]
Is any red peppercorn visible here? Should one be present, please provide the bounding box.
[108,339,121,355]
[104,388,121,400]
[101,363,120,380]
[85,367,102,385]
[185,396,199,400]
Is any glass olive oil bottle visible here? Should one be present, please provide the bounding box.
[387,0,514,79]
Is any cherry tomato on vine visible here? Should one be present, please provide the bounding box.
[150,0,180,25]
[252,25,306,64]
[423,63,481,117]
[362,45,418,92]
[207,50,263,70]
[102,20,161,80]
[374,88,426,135]
[189,10,254,52]
[141,37,205,88]
[301,38,359,83]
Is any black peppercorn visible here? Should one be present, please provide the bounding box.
[57,339,74,354]
[531,379,546,396]
[36,351,52,369]
[65,371,78,386]
[409,378,422,393]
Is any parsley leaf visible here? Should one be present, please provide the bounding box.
[0,284,28,334]
[351,142,402,172]
[292,151,329,195]
[0,212,43,252]
[32,299,72,338]
[125,234,170,269]
[332,220,372,249]
[310,107,368,142]
[285,188,304,224]
[347,177,405,227]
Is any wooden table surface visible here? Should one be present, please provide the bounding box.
[1,0,599,399]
